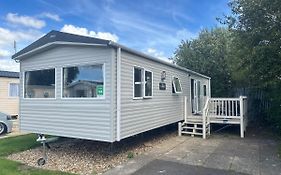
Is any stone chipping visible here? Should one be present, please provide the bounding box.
[8,129,176,175]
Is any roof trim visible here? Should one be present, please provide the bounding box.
[0,71,19,78]
[13,41,108,60]
[109,41,211,79]
[12,30,210,79]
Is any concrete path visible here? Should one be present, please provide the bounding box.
[104,127,281,175]
[133,159,247,175]
[0,131,28,139]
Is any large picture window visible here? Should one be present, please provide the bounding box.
[134,67,153,98]
[63,64,104,98]
[24,69,55,98]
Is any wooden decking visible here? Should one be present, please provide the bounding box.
[179,96,248,139]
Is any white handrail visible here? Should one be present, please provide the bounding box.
[206,96,247,138]
[202,97,210,139]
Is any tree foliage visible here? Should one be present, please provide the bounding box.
[174,28,232,97]
[225,0,281,129]
[173,0,281,129]
[225,0,281,86]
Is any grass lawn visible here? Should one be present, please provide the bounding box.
[0,158,73,175]
[0,134,40,157]
[0,134,75,175]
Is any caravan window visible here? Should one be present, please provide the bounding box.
[134,67,143,98]
[62,64,104,98]
[24,69,55,98]
[144,70,152,97]
[134,67,153,98]
[172,77,182,93]
[203,85,207,96]
[9,83,19,97]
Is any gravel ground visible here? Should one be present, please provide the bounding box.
[8,126,176,175]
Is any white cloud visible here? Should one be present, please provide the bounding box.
[6,13,46,29]
[146,48,172,62]
[40,12,61,22]
[0,27,42,47]
[0,49,11,57]
[61,24,119,42]
[0,59,19,72]
[0,27,43,71]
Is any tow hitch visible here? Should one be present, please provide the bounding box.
[36,134,51,166]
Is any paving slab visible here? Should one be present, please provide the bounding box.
[133,159,248,175]
[104,127,281,175]
[230,156,260,175]
[203,153,234,170]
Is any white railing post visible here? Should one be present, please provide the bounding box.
[239,96,244,138]
[184,96,187,123]
[203,112,206,139]
[202,97,210,139]
[178,122,182,136]
[243,97,248,131]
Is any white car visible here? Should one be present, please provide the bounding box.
[0,112,13,135]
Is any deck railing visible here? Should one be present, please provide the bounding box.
[204,96,248,138]
[202,97,211,139]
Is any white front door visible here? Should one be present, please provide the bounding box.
[191,79,201,114]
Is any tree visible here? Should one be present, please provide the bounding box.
[224,0,281,87]
[224,0,281,130]
[174,28,233,97]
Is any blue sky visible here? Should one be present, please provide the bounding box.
[0,0,230,71]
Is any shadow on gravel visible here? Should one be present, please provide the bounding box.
[56,123,178,156]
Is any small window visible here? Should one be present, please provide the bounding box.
[172,77,182,93]
[134,67,153,98]
[24,69,55,98]
[9,83,19,97]
[134,67,143,98]
[63,64,104,98]
[203,85,207,96]
[144,70,152,97]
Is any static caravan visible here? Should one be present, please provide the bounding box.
[12,30,213,142]
[0,71,19,117]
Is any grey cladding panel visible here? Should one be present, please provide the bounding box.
[120,51,190,139]
[20,45,114,142]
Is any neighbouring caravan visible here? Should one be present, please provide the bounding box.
[12,30,211,142]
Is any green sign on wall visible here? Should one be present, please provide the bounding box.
[96,85,104,96]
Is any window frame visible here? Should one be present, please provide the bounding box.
[23,67,57,100]
[133,66,153,99]
[61,63,106,100]
[133,66,144,99]
[143,69,153,98]
[172,76,182,94]
[8,83,19,98]
[203,84,207,96]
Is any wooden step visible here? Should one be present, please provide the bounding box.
[182,126,203,130]
[181,131,203,136]
[184,122,203,125]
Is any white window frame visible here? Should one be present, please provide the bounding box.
[8,83,19,98]
[133,66,153,99]
[172,76,182,94]
[23,67,57,99]
[61,63,105,100]
[203,84,207,96]
[143,70,153,98]
[133,66,144,99]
